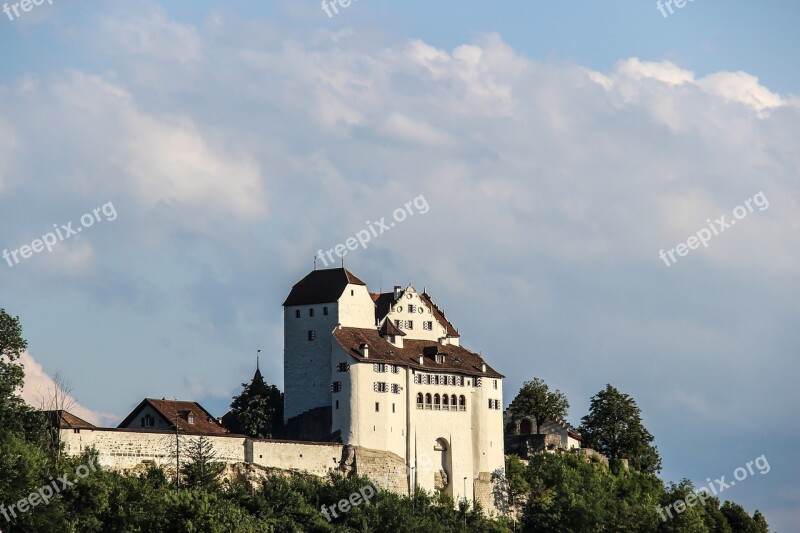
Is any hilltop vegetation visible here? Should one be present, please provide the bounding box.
[0,309,770,532]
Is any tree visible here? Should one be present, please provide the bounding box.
[0,309,28,427]
[227,367,284,438]
[181,435,225,491]
[579,384,662,473]
[507,377,569,434]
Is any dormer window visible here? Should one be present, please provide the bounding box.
[435,354,445,364]
[141,414,154,428]
[188,413,195,424]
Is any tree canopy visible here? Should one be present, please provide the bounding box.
[507,377,570,434]
[579,384,662,473]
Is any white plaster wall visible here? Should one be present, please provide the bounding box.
[284,303,338,421]
[384,285,445,342]
[407,368,479,502]
[337,284,376,329]
[347,359,407,460]
[471,378,505,477]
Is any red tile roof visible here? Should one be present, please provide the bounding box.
[421,292,460,338]
[283,268,366,306]
[43,410,96,429]
[118,399,228,434]
[332,327,503,378]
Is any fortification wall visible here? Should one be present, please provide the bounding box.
[60,428,247,472]
[250,439,343,477]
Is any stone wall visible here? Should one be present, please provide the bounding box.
[60,428,505,515]
[348,445,409,494]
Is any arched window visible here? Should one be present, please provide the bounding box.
[425,393,432,409]
[417,393,424,410]
[451,394,457,408]
[458,395,466,411]
[442,393,449,410]
[434,394,441,410]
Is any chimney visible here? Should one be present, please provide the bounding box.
[393,285,402,299]
[481,363,487,372]
[359,343,369,358]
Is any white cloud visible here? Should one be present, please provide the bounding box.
[20,351,117,427]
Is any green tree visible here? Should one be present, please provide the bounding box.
[0,309,39,438]
[507,377,570,434]
[181,435,225,491]
[227,367,284,438]
[579,384,662,474]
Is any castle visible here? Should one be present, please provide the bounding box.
[56,267,506,510]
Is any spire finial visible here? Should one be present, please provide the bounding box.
[256,349,261,371]
[314,255,317,270]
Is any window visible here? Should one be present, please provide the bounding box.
[141,414,154,428]
[392,403,396,413]
[391,365,399,374]
[474,377,483,387]
[423,321,432,330]
[336,362,350,372]
[451,394,457,408]
[442,394,449,410]
[459,395,466,411]
[408,304,416,313]
[309,308,314,317]
[308,330,316,341]
[417,393,424,409]
[493,379,498,389]
[373,363,387,373]
[425,393,432,409]
[456,376,464,386]
[188,413,195,424]
[323,306,329,316]
[331,381,342,392]
[488,399,493,409]
[414,374,420,384]
[295,310,300,318]
[447,375,455,386]
[335,400,339,409]
[391,383,401,394]
[375,402,380,412]
[433,394,441,410]
[351,289,354,296]
[435,354,444,364]
[407,320,413,330]
[374,382,388,393]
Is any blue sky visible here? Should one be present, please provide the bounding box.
[1,1,799,529]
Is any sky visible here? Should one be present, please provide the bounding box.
[1,0,798,529]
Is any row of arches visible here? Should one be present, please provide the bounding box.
[416,393,466,411]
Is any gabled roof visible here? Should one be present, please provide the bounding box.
[379,318,406,337]
[332,327,503,378]
[283,268,367,306]
[371,292,395,322]
[118,398,227,434]
[43,410,95,429]
[421,292,460,338]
